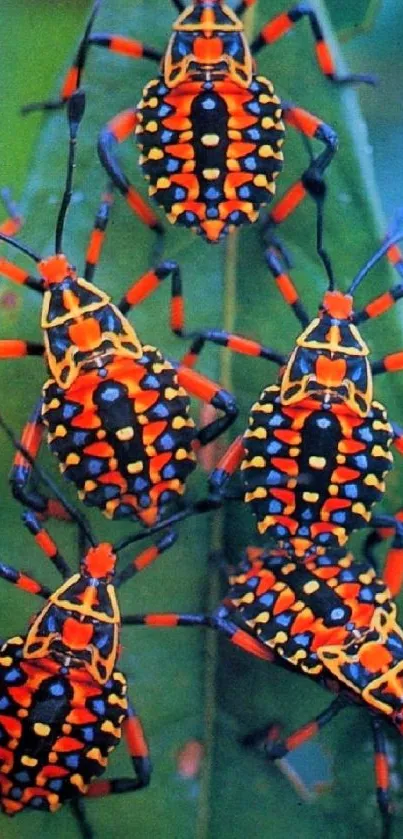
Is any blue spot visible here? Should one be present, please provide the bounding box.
[302,509,313,521]
[152,403,170,418]
[73,431,89,447]
[268,500,282,514]
[318,533,331,543]
[140,494,151,508]
[244,157,257,171]
[0,697,9,710]
[202,97,216,110]
[103,485,120,500]
[354,455,368,470]
[206,186,220,200]
[133,477,148,492]
[298,526,310,536]
[358,426,373,443]
[267,414,283,427]
[88,459,103,476]
[92,699,106,715]
[157,84,168,96]
[158,104,171,117]
[45,615,57,633]
[159,433,175,450]
[275,525,286,537]
[49,780,63,792]
[175,188,186,201]
[276,613,292,627]
[333,512,346,524]
[161,130,173,144]
[15,772,30,783]
[82,726,94,742]
[340,571,354,581]
[260,592,274,607]
[5,668,20,683]
[50,682,65,697]
[163,464,177,479]
[31,797,45,809]
[143,375,159,389]
[207,207,219,219]
[247,102,261,115]
[266,441,282,455]
[239,186,251,199]
[100,386,120,403]
[318,417,332,429]
[62,404,77,419]
[166,159,179,173]
[344,484,358,499]
[247,128,260,141]
[229,211,240,222]
[360,587,374,602]
[266,470,282,485]
[160,490,174,503]
[294,633,310,647]
[330,607,346,621]
[185,212,196,224]
[66,755,79,769]
[10,787,22,800]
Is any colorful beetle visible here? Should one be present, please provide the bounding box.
[122,540,403,838]
[150,231,403,559]
[23,0,374,245]
[0,92,237,526]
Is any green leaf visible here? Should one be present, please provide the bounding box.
[0,2,402,838]
[326,0,381,42]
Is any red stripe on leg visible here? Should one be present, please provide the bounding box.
[108,109,138,142]
[124,715,149,759]
[383,548,403,597]
[270,182,307,224]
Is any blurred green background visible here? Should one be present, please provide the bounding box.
[0,1,403,837]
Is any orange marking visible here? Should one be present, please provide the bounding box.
[176,365,218,402]
[262,13,293,43]
[383,548,403,598]
[86,229,105,266]
[109,109,138,142]
[270,181,307,224]
[384,352,403,372]
[66,708,97,725]
[227,142,256,159]
[110,35,143,57]
[62,617,94,650]
[271,457,298,476]
[62,66,79,99]
[145,614,179,627]
[284,107,321,137]
[316,356,347,387]
[40,254,73,286]
[315,41,335,76]
[375,753,389,790]
[274,429,300,446]
[143,421,167,446]
[193,36,223,62]
[387,244,403,265]
[171,173,199,198]
[227,335,261,356]
[323,291,353,319]
[177,740,204,779]
[200,220,226,241]
[124,715,149,758]
[83,441,114,458]
[69,318,102,351]
[18,574,42,595]
[0,217,22,237]
[331,466,360,483]
[0,258,30,285]
[125,270,159,306]
[321,498,351,513]
[171,296,184,332]
[133,546,159,572]
[166,143,194,160]
[365,292,394,319]
[270,487,295,506]
[35,530,57,558]
[41,765,69,778]
[359,643,393,672]
[85,543,116,578]
[287,721,318,751]
[54,736,85,752]
[273,588,296,615]
[0,339,30,358]
[8,686,31,707]
[217,435,244,474]
[338,439,366,454]
[0,715,21,738]
[276,273,299,305]
[127,187,159,227]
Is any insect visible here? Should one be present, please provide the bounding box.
[0,91,237,526]
[159,228,403,558]
[0,415,269,836]
[22,0,374,245]
[122,539,403,838]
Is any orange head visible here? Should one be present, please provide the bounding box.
[164,0,253,87]
[280,290,372,416]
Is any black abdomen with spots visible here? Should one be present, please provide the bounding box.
[136,74,284,239]
[42,347,196,523]
[242,385,393,549]
[0,638,126,812]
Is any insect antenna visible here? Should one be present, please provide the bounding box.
[348,227,403,295]
[55,89,86,253]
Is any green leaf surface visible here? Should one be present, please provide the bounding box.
[326,0,381,41]
[0,2,402,838]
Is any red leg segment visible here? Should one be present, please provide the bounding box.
[86,703,151,798]
[250,4,375,85]
[84,187,114,282]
